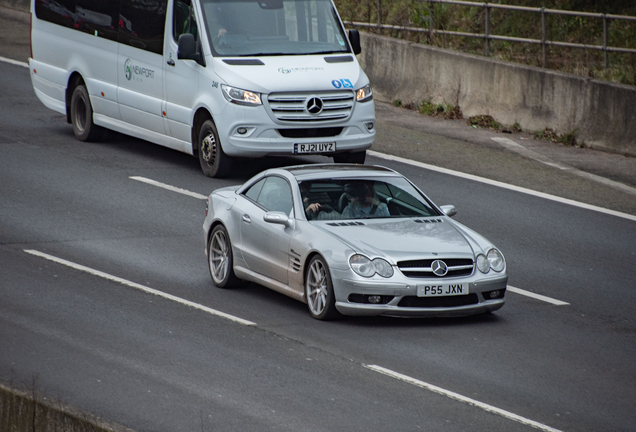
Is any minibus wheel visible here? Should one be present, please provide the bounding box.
[198,120,232,178]
[70,85,104,142]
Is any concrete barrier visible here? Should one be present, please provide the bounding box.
[359,32,636,156]
[0,0,28,11]
[0,382,136,432]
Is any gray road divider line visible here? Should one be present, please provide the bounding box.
[365,365,563,432]
[507,285,569,306]
[24,249,256,326]
[369,150,636,222]
[0,55,28,68]
[130,176,208,200]
[491,137,636,197]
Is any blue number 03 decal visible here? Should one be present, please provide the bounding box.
[331,79,353,89]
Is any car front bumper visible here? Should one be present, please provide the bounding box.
[331,270,508,317]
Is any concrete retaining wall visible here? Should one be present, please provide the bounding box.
[0,383,136,432]
[359,32,636,156]
[1,0,27,11]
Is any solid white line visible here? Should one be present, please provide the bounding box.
[24,249,256,326]
[368,150,636,222]
[0,55,29,68]
[491,137,636,197]
[365,365,563,432]
[507,285,569,306]
[130,176,208,200]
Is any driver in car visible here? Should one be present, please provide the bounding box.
[341,182,390,219]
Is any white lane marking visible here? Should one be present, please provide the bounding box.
[507,285,569,306]
[130,176,208,200]
[365,365,563,432]
[491,137,636,197]
[369,150,636,222]
[24,249,256,326]
[0,55,29,68]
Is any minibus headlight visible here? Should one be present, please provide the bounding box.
[221,85,262,106]
[356,84,373,102]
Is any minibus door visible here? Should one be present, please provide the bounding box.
[163,0,201,145]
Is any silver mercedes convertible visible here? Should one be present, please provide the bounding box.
[203,164,507,320]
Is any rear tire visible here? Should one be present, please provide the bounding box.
[70,84,105,142]
[207,225,241,288]
[333,150,366,164]
[198,119,233,178]
[305,255,340,320]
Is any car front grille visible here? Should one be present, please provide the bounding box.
[398,294,479,308]
[267,91,354,123]
[397,258,474,278]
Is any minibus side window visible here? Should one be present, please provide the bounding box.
[119,0,168,55]
[75,0,119,42]
[35,0,76,29]
[174,0,199,43]
[34,0,118,42]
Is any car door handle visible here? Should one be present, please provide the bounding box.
[242,214,251,223]
[167,59,175,66]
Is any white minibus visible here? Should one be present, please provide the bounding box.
[30,0,376,177]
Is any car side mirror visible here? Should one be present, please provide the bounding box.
[348,29,361,55]
[177,33,205,66]
[264,211,293,228]
[440,205,457,217]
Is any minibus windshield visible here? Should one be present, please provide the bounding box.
[200,0,350,56]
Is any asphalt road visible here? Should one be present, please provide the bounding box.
[2,7,636,432]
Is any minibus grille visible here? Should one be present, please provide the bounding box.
[267,91,355,123]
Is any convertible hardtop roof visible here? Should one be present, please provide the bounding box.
[284,164,398,180]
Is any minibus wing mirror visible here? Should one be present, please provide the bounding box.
[177,33,205,66]
[348,29,361,55]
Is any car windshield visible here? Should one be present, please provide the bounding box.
[200,0,350,56]
[299,177,440,221]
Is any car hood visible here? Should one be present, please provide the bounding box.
[317,218,484,262]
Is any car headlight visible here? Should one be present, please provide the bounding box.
[373,258,394,278]
[476,254,490,274]
[487,249,505,272]
[221,84,262,106]
[350,254,393,278]
[356,84,373,102]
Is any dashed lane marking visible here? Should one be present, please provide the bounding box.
[366,365,563,432]
[24,249,256,326]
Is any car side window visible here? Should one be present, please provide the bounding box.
[244,178,266,202]
[257,177,293,215]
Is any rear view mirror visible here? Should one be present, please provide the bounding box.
[177,33,205,66]
[258,0,283,9]
[440,205,457,217]
[264,211,293,228]
[348,29,361,55]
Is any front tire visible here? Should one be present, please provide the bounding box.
[208,225,241,288]
[305,255,339,320]
[70,84,105,142]
[198,119,233,178]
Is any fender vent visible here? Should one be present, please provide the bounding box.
[290,256,301,273]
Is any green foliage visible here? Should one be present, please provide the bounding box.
[334,0,636,86]
[535,128,581,147]
[468,115,500,130]
[416,100,462,119]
